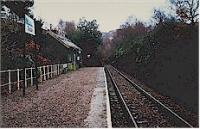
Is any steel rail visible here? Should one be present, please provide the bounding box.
[106,68,138,128]
[110,65,193,128]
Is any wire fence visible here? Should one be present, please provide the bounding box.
[0,63,70,94]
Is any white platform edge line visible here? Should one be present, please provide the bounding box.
[103,67,112,128]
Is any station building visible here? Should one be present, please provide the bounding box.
[44,30,82,71]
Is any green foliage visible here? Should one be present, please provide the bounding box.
[115,47,125,58]
[66,18,102,48]
[1,2,47,70]
[65,18,102,66]
[66,30,83,45]
[77,18,102,44]
[3,0,34,17]
[109,21,150,63]
[111,18,198,74]
[34,19,44,35]
[111,20,191,66]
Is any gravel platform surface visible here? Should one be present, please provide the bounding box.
[1,67,108,128]
[84,67,110,128]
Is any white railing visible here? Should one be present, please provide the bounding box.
[0,63,68,94]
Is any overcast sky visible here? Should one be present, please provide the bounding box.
[33,0,171,32]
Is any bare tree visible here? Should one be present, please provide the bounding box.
[58,19,65,30]
[153,9,167,24]
[64,21,76,34]
[170,0,199,24]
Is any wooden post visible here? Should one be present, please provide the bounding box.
[54,65,55,76]
[47,65,49,79]
[56,64,58,76]
[54,64,57,75]
[46,65,48,79]
[35,66,38,90]
[56,64,58,75]
[8,70,11,93]
[51,65,53,78]
[74,53,76,70]
[48,65,50,78]
[30,67,33,86]
[25,68,27,88]
[17,69,20,90]
[50,65,52,77]
[43,66,46,80]
[39,67,42,82]
[58,64,59,75]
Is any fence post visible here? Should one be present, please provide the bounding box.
[43,66,46,81]
[58,64,59,75]
[46,65,48,79]
[57,64,59,75]
[57,64,58,75]
[30,67,33,86]
[39,67,42,82]
[17,69,20,90]
[8,70,11,93]
[60,64,62,74]
[54,65,55,76]
[47,65,49,79]
[52,65,54,77]
[49,65,50,78]
[56,64,58,75]
[54,64,57,75]
[50,65,52,78]
[55,65,57,76]
[25,68,27,88]
[73,53,76,70]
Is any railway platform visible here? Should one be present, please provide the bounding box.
[1,67,111,128]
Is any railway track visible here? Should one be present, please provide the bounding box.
[105,65,193,128]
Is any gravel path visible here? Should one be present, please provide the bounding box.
[1,67,101,127]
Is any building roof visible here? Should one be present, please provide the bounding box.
[47,31,82,51]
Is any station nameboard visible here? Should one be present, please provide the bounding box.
[25,14,35,35]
